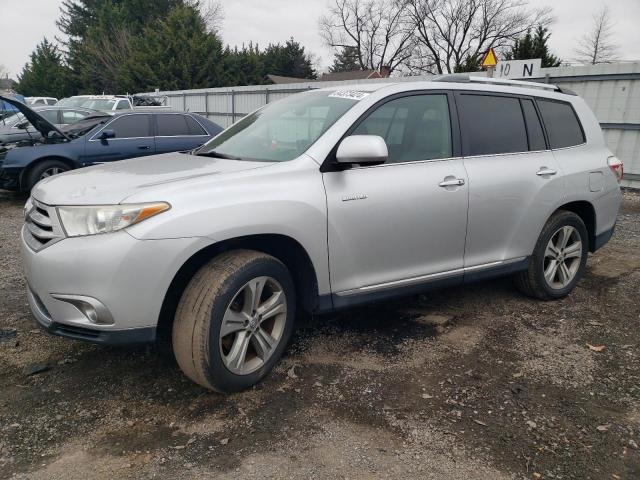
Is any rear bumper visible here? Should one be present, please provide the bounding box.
[593,225,615,251]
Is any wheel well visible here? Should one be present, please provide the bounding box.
[556,201,596,251]
[20,156,76,190]
[156,234,320,341]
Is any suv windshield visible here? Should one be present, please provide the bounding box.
[196,90,361,162]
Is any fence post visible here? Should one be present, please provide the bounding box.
[204,91,209,117]
[231,90,236,124]
[182,92,186,111]
[265,88,270,105]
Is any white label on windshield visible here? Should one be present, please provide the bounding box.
[328,90,370,101]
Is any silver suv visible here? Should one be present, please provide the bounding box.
[21,77,623,392]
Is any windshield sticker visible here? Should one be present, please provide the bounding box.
[328,90,370,101]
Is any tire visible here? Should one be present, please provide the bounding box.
[25,159,70,191]
[172,250,296,393]
[514,211,589,300]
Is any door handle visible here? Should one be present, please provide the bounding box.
[439,178,465,187]
[138,145,151,150]
[536,167,557,176]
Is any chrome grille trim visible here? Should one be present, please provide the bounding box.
[23,198,65,252]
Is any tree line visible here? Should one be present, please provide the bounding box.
[17,0,316,97]
[15,0,619,98]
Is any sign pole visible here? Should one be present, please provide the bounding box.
[487,66,495,78]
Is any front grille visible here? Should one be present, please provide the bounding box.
[23,198,65,251]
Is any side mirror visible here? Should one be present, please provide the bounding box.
[336,135,388,165]
[16,121,30,130]
[100,129,115,140]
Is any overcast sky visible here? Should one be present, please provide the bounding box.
[1,0,639,79]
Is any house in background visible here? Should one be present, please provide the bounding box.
[267,66,391,85]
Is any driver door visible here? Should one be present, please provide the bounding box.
[322,92,469,301]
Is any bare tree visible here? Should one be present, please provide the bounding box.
[574,6,619,65]
[403,0,552,74]
[194,0,225,33]
[0,65,9,79]
[319,0,416,74]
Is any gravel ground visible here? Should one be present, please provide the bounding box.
[1,189,639,479]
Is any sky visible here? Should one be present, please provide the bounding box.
[1,0,639,79]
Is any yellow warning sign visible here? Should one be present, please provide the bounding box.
[481,48,498,68]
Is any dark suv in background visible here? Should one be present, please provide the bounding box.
[0,97,222,191]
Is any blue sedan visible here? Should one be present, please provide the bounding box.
[0,97,222,191]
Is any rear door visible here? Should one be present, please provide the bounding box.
[84,114,156,164]
[323,92,469,297]
[457,92,564,268]
[154,113,210,153]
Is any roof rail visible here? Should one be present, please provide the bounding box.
[435,74,565,93]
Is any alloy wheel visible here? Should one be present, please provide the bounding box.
[543,225,582,289]
[40,167,65,179]
[219,276,287,375]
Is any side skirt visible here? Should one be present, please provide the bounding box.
[316,257,529,313]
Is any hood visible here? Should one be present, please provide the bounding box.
[32,151,274,205]
[0,95,68,141]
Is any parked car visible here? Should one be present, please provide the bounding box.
[26,97,58,106]
[0,92,26,119]
[19,77,622,393]
[58,95,132,111]
[0,97,222,190]
[0,106,98,145]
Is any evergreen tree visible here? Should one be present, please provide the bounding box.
[16,39,73,97]
[507,26,561,68]
[263,38,316,80]
[222,44,265,86]
[329,46,360,72]
[124,5,225,91]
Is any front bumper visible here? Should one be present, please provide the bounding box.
[0,166,20,190]
[21,225,212,345]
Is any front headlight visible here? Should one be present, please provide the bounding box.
[57,202,170,237]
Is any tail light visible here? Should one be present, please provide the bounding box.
[607,156,623,183]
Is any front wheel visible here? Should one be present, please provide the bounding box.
[172,250,296,393]
[514,211,589,300]
[25,159,70,191]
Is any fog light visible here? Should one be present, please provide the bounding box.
[51,294,114,325]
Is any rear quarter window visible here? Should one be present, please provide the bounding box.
[537,99,585,149]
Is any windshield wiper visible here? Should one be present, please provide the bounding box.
[196,150,242,160]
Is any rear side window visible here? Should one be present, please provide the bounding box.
[106,115,151,138]
[185,115,207,135]
[116,100,130,110]
[157,114,191,136]
[537,99,585,149]
[458,94,528,156]
[521,99,547,151]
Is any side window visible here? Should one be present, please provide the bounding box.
[537,99,585,149]
[352,94,452,163]
[458,94,528,156]
[40,110,59,123]
[185,115,208,135]
[34,99,45,105]
[105,115,151,138]
[61,110,88,124]
[521,99,547,151]
[116,100,130,110]
[157,114,191,136]
[46,99,57,105]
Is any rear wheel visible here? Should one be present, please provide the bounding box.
[25,159,70,191]
[172,250,296,392]
[514,211,588,300]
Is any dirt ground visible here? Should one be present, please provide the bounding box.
[1,190,639,480]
